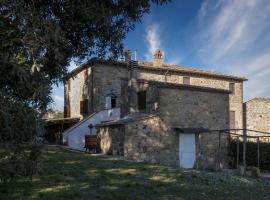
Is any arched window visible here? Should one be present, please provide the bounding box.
[105,91,117,109]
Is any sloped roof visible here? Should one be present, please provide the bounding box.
[245,97,270,103]
[134,79,231,94]
[68,58,247,81]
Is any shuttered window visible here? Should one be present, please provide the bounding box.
[183,77,190,85]
[137,91,146,110]
[229,83,235,94]
[80,99,88,115]
[64,105,70,118]
[230,111,236,129]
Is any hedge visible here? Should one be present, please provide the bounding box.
[229,138,270,170]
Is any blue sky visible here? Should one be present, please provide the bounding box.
[51,0,270,110]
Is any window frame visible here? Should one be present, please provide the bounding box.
[229,82,235,94]
[183,76,190,85]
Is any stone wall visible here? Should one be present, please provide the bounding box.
[66,63,243,130]
[92,64,128,112]
[97,86,230,169]
[120,79,159,116]
[123,115,179,166]
[159,88,230,169]
[244,98,270,137]
[65,68,91,118]
[97,125,125,155]
[138,70,243,129]
[159,88,230,130]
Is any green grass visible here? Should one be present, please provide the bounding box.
[1,146,270,200]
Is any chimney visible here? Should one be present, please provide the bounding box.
[124,50,132,63]
[126,51,138,114]
[153,49,163,67]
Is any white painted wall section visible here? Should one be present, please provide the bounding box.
[63,108,120,151]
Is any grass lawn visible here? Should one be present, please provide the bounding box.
[1,146,270,200]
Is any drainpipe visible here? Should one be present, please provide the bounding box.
[129,60,139,114]
[164,70,169,83]
[91,66,94,112]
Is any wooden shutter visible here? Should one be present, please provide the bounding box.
[183,77,190,85]
[138,91,146,110]
[84,99,88,115]
[64,106,67,118]
[64,105,70,118]
[230,111,236,129]
[229,83,235,94]
[80,101,84,115]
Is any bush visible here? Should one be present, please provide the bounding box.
[229,139,270,170]
[0,144,42,183]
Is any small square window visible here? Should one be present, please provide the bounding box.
[229,83,235,94]
[183,77,190,85]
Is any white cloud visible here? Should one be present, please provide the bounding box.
[145,24,161,60]
[144,23,182,65]
[53,95,64,102]
[195,0,270,100]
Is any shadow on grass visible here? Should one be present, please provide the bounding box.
[1,146,270,200]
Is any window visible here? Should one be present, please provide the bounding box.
[111,98,116,108]
[230,111,236,129]
[80,99,88,115]
[137,91,146,110]
[64,105,70,118]
[105,91,117,109]
[183,77,190,85]
[229,83,235,94]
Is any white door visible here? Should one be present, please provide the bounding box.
[179,133,196,168]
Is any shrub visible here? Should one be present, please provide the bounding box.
[0,144,42,183]
[229,138,270,170]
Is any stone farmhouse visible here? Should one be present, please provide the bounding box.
[63,50,249,169]
[244,98,270,138]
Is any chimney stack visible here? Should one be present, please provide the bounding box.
[153,49,163,67]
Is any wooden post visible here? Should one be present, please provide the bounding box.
[257,137,260,168]
[237,136,239,169]
[243,129,247,175]
[218,131,221,170]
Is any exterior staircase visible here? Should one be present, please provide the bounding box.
[63,108,120,151]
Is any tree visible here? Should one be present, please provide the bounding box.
[0,0,171,143]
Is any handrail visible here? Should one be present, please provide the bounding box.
[62,111,97,134]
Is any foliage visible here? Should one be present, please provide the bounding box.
[0,0,170,141]
[53,112,64,119]
[0,144,42,183]
[229,138,270,170]
[1,146,270,199]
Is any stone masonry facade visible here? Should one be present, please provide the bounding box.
[96,83,230,169]
[65,59,245,130]
[244,98,270,138]
[64,50,248,169]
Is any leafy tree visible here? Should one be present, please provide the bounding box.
[0,0,171,182]
[0,0,170,142]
